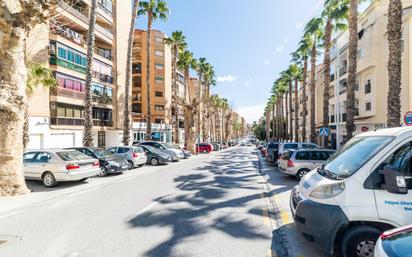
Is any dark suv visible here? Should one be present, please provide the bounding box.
[265,142,279,165]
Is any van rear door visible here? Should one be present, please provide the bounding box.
[371,141,412,226]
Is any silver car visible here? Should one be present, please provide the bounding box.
[23,149,100,188]
[278,149,335,180]
[107,146,147,169]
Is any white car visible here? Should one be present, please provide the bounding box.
[290,127,412,257]
[375,225,412,257]
[138,141,184,160]
[24,149,100,187]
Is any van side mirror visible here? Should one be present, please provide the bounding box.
[379,165,408,195]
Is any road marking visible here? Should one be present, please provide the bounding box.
[66,252,80,257]
[0,210,26,220]
[273,194,292,225]
[268,250,277,257]
[126,201,159,222]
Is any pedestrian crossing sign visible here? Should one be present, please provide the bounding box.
[319,127,329,137]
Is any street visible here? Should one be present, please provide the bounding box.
[0,146,327,257]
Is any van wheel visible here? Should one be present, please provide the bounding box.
[296,169,310,181]
[42,172,57,188]
[341,226,381,257]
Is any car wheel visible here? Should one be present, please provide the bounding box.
[97,167,108,177]
[42,172,57,188]
[127,161,134,170]
[341,226,381,257]
[296,169,310,181]
[150,158,159,166]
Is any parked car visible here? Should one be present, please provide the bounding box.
[290,127,412,257]
[67,147,128,177]
[23,149,100,187]
[276,142,319,161]
[196,143,213,153]
[265,142,280,164]
[260,143,268,157]
[278,149,335,180]
[212,142,221,151]
[139,145,172,166]
[107,146,147,169]
[182,149,192,159]
[375,224,412,257]
[138,141,183,161]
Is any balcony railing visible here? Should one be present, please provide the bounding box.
[50,86,85,99]
[95,48,112,61]
[95,24,113,40]
[92,71,113,84]
[50,117,113,127]
[92,94,113,105]
[97,2,112,16]
[339,66,348,76]
[50,55,87,74]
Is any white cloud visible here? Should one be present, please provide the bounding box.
[295,22,304,30]
[275,45,284,53]
[264,59,271,66]
[284,38,289,44]
[244,78,253,87]
[217,75,236,83]
[235,104,265,123]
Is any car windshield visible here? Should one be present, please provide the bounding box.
[321,136,394,179]
[93,149,113,158]
[163,143,174,149]
[57,151,91,161]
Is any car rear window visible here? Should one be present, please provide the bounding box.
[284,143,298,149]
[57,151,91,161]
[133,147,144,153]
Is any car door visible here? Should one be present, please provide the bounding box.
[23,152,38,179]
[117,147,130,160]
[371,141,412,226]
[27,152,52,180]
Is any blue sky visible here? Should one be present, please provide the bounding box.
[136,0,325,123]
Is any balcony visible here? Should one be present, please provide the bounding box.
[97,2,112,16]
[92,71,113,84]
[50,117,113,127]
[339,66,347,76]
[95,47,112,61]
[50,55,87,74]
[50,86,85,99]
[92,94,113,105]
[50,24,86,47]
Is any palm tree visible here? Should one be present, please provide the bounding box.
[24,63,57,149]
[83,0,98,147]
[387,0,403,127]
[281,69,293,140]
[194,57,208,142]
[177,50,197,151]
[164,31,187,144]
[1,0,55,196]
[203,64,216,141]
[304,17,323,143]
[123,0,140,146]
[289,64,303,142]
[322,0,348,144]
[138,0,169,139]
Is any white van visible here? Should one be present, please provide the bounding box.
[290,127,412,257]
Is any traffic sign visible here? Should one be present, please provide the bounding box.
[319,127,329,137]
[404,112,412,126]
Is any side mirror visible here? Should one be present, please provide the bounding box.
[379,165,409,195]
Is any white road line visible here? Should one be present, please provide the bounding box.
[66,252,80,257]
[126,202,159,222]
[0,209,26,220]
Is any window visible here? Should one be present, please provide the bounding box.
[155,119,164,124]
[58,48,66,59]
[155,91,163,97]
[365,79,371,94]
[107,147,117,154]
[24,152,37,162]
[284,143,298,150]
[132,63,142,74]
[56,44,87,68]
[132,103,142,113]
[57,106,66,117]
[295,151,310,160]
[155,50,163,57]
[311,151,331,161]
[302,144,318,149]
[154,105,164,111]
[34,152,51,163]
[155,36,163,43]
[155,63,164,70]
[155,77,164,83]
[117,147,129,154]
[365,101,371,111]
[358,48,365,59]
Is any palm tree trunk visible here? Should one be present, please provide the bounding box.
[288,82,293,141]
[387,0,403,127]
[310,44,317,143]
[301,57,308,142]
[0,24,30,196]
[323,17,332,147]
[196,75,203,142]
[347,0,359,138]
[172,45,180,144]
[265,110,270,141]
[123,0,139,146]
[282,95,286,141]
[146,15,153,139]
[23,104,29,149]
[272,102,275,140]
[84,0,98,147]
[294,79,299,142]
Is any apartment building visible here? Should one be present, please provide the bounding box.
[131,29,173,143]
[306,0,412,147]
[26,0,132,150]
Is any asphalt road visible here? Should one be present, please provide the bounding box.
[0,146,329,257]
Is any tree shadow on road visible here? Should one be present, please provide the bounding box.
[127,147,274,257]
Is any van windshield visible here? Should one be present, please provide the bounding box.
[321,136,393,179]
